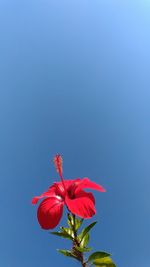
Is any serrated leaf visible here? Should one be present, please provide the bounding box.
[57,249,79,261]
[78,221,97,243]
[88,252,111,262]
[93,256,116,267]
[50,231,72,240]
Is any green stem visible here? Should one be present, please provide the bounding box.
[71,214,89,267]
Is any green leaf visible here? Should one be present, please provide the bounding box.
[75,246,92,252]
[60,227,74,239]
[88,252,111,262]
[75,218,84,231]
[93,256,116,267]
[50,231,72,240]
[67,214,74,227]
[67,214,83,230]
[57,249,79,261]
[80,233,90,248]
[78,221,97,243]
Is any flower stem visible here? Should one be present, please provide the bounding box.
[71,214,89,267]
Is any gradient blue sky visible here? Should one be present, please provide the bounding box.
[0,1,150,267]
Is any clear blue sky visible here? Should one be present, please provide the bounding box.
[0,1,150,267]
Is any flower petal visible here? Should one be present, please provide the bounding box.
[61,179,81,189]
[54,179,81,197]
[32,186,56,205]
[37,197,64,229]
[65,191,96,219]
[75,178,106,194]
[75,190,95,204]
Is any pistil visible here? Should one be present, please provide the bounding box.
[53,154,67,193]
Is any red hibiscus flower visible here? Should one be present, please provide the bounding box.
[32,155,106,230]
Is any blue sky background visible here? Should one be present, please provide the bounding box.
[0,1,150,267]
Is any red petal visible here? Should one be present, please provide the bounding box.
[37,197,64,229]
[65,191,96,219]
[53,182,66,198]
[75,190,95,204]
[63,179,81,189]
[54,179,81,197]
[32,186,56,205]
[75,178,106,194]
